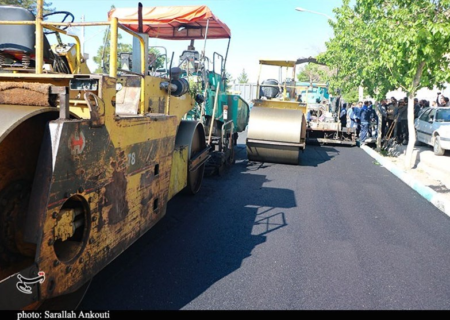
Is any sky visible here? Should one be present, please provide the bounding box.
[47,0,344,83]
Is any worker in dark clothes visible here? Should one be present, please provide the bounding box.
[340,102,347,128]
[397,99,408,144]
[378,99,388,138]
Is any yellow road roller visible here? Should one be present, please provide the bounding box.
[0,1,228,309]
[246,60,307,165]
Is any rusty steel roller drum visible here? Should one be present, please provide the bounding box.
[246,106,306,165]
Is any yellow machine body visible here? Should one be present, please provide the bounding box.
[0,1,209,309]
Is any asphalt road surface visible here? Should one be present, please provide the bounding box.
[79,134,450,310]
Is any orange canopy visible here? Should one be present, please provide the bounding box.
[108,5,231,40]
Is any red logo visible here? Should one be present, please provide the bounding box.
[69,131,85,155]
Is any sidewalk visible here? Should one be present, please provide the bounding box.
[361,143,450,216]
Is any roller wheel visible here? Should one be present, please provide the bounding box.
[186,125,206,195]
[0,112,56,281]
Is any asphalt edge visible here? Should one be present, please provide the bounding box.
[361,145,450,217]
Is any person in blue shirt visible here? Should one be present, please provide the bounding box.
[359,101,371,143]
[349,102,362,137]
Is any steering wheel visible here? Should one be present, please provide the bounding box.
[43,11,75,35]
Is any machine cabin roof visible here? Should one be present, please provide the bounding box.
[108,5,231,40]
[259,60,297,68]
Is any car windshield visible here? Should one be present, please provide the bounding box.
[435,109,450,122]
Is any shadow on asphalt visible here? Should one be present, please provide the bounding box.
[79,143,297,310]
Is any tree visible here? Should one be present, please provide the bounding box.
[0,0,54,14]
[342,87,359,104]
[296,63,331,83]
[225,71,234,92]
[237,68,249,84]
[319,0,450,168]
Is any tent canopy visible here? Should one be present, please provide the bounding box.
[108,5,231,40]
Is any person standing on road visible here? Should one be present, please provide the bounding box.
[359,101,371,144]
[378,99,388,138]
[414,98,421,119]
[354,102,362,138]
[386,97,398,139]
[368,100,377,138]
[349,103,360,135]
[397,99,408,144]
[340,102,348,128]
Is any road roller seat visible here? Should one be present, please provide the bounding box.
[260,79,280,99]
[0,6,53,67]
[179,50,200,74]
[283,79,296,100]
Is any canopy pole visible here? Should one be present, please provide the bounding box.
[199,18,210,126]
[138,2,143,33]
[201,19,210,61]
[35,0,44,74]
[222,37,230,78]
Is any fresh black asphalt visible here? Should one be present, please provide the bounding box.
[79,134,450,310]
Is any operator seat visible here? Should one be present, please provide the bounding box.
[0,6,53,67]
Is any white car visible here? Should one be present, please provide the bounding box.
[414,107,450,156]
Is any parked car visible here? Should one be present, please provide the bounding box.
[414,107,450,155]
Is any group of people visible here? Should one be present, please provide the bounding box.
[339,92,450,144]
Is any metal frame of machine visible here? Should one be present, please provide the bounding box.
[110,5,250,175]
[0,1,224,309]
[299,82,356,146]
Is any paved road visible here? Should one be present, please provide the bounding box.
[79,134,450,310]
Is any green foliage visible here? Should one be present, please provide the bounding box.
[0,0,54,15]
[320,0,450,168]
[296,63,331,83]
[342,87,360,103]
[319,0,450,99]
[148,47,167,71]
[93,27,134,73]
[225,71,233,91]
[188,76,202,100]
[237,68,249,84]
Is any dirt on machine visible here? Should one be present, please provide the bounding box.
[0,1,242,310]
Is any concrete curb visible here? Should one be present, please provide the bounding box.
[361,145,450,217]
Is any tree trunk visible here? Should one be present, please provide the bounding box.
[404,61,425,169]
[405,94,416,169]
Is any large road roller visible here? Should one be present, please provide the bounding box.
[246,60,307,165]
[0,1,219,309]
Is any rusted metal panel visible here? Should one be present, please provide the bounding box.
[169,146,188,199]
[189,147,210,172]
[0,67,197,305]
[32,112,179,299]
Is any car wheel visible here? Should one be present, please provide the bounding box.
[434,136,445,156]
